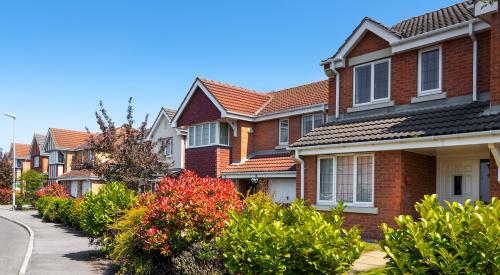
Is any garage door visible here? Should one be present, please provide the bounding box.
[268,179,296,203]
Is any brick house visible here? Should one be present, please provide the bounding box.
[8,143,31,188]
[171,77,328,203]
[290,1,500,238]
[29,134,49,180]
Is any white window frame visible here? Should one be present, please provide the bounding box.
[279,118,289,146]
[187,121,230,148]
[33,156,40,168]
[161,137,174,156]
[352,58,391,107]
[302,113,324,136]
[418,45,442,96]
[316,154,374,207]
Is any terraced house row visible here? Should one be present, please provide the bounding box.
[7,1,500,239]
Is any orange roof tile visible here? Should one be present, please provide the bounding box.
[259,80,329,115]
[11,143,30,159]
[58,169,99,180]
[198,78,328,117]
[50,128,90,150]
[199,78,271,116]
[222,154,296,174]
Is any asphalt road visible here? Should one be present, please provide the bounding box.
[0,216,30,275]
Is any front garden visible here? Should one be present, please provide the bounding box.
[31,172,499,274]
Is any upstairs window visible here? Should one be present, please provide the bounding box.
[16,159,22,168]
[418,45,442,95]
[160,138,173,156]
[187,121,230,148]
[302,113,324,136]
[353,59,390,105]
[279,119,289,145]
[57,152,65,164]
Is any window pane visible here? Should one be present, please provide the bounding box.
[374,61,389,99]
[356,156,373,203]
[202,123,209,145]
[355,65,371,104]
[188,127,194,147]
[220,123,229,145]
[303,115,313,135]
[195,125,202,146]
[336,156,354,203]
[320,159,333,201]
[280,120,288,144]
[313,113,324,129]
[421,49,440,91]
[209,123,216,144]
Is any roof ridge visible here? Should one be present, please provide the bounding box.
[266,79,328,95]
[50,127,88,133]
[198,77,268,96]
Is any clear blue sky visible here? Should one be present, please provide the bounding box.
[0,0,460,152]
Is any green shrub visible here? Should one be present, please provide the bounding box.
[217,192,365,274]
[381,194,500,274]
[35,196,55,216]
[42,197,70,222]
[68,199,83,228]
[80,182,136,242]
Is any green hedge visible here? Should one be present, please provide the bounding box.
[381,194,500,274]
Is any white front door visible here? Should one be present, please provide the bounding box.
[437,159,479,204]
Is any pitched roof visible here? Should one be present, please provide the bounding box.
[34,134,46,148]
[389,1,474,38]
[291,101,500,148]
[57,169,99,180]
[163,108,177,120]
[49,128,90,150]
[198,78,328,117]
[199,78,271,116]
[259,80,329,115]
[222,152,296,174]
[11,143,30,159]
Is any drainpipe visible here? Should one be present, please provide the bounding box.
[295,149,305,199]
[469,22,478,101]
[329,62,341,118]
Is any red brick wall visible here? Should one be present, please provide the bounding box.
[330,32,491,113]
[489,154,500,199]
[348,31,390,58]
[216,147,231,177]
[185,146,219,178]
[252,116,303,151]
[177,88,221,126]
[491,13,500,105]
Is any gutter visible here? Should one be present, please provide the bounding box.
[294,149,305,199]
[469,22,478,101]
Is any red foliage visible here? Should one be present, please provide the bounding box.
[35,183,69,199]
[138,170,242,255]
[0,188,11,204]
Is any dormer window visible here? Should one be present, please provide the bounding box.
[418,45,442,95]
[353,59,390,106]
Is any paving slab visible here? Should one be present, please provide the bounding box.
[351,250,388,273]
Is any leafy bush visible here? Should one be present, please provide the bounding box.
[381,194,500,274]
[36,183,68,199]
[35,196,56,215]
[41,197,70,222]
[67,198,83,228]
[80,182,136,241]
[0,188,11,204]
[217,193,365,274]
[20,170,46,204]
[138,171,242,256]
[166,240,225,275]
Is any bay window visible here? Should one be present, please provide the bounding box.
[317,154,374,206]
[418,45,442,95]
[353,59,390,105]
[302,113,324,136]
[187,121,230,148]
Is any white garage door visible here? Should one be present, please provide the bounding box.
[268,179,296,203]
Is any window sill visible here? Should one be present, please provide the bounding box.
[313,204,378,214]
[411,91,447,103]
[275,145,288,150]
[347,100,394,113]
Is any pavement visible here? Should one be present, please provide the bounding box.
[0,206,113,275]
[0,216,30,275]
[350,249,388,273]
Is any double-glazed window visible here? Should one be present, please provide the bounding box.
[318,154,374,206]
[353,59,390,105]
[187,121,230,148]
[161,137,173,156]
[302,113,324,136]
[33,156,40,168]
[57,152,65,164]
[418,45,442,95]
[279,119,289,145]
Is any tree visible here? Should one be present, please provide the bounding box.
[0,154,12,189]
[20,170,46,202]
[86,97,170,191]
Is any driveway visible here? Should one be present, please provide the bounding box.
[0,206,113,275]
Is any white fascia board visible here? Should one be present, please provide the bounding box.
[254,104,328,121]
[221,171,296,179]
[294,131,500,156]
[171,79,227,127]
[391,20,489,53]
[322,19,400,67]
[42,129,52,153]
[146,108,168,140]
[58,176,101,181]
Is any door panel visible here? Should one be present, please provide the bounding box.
[437,159,479,204]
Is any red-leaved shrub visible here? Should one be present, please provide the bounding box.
[0,188,11,204]
[138,171,242,256]
[36,183,69,199]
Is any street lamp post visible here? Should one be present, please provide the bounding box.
[4,113,16,211]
